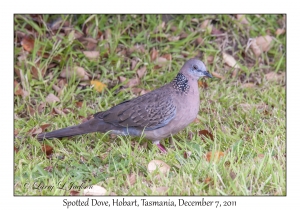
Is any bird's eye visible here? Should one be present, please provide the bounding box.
[193,65,197,70]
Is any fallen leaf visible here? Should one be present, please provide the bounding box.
[52,84,62,95]
[38,102,46,113]
[150,48,159,61]
[83,185,107,195]
[275,28,285,36]
[265,72,284,82]
[60,66,89,81]
[152,186,168,194]
[127,173,136,186]
[90,80,107,92]
[14,146,19,153]
[155,57,169,66]
[206,55,214,64]
[223,53,240,69]
[196,37,204,46]
[198,81,208,88]
[167,35,180,42]
[83,51,99,60]
[236,15,249,25]
[240,103,268,111]
[126,77,140,88]
[148,160,170,174]
[70,190,80,196]
[21,35,34,52]
[41,144,53,156]
[201,20,211,29]
[211,27,223,35]
[28,127,42,136]
[183,151,192,159]
[140,89,150,95]
[40,124,51,132]
[229,171,237,180]
[198,130,214,141]
[161,54,172,61]
[204,177,212,184]
[136,66,147,78]
[131,59,138,70]
[250,35,273,57]
[131,88,142,94]
[76,101,83,108]
[118,76,127,83]
[14,81,23,96]
[211,72,225,79]
[45,93,60,104]
[241,83,256,88]
[53,107,66,115]
[205,151,225,162]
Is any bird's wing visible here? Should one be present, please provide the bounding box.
[94,87,176,130]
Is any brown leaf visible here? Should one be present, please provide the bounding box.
[198,81,208,88]
[240,103,268,111]
[53,107,66,115]
[183,151,192,159]
[52,84,62,95]
[207,55,214,64]
[21,35,34,52]
[127,173,136,186]
[76,101,83,108]
[223,53,240,69]
[211,27,223,35]
[45,93,60,104]
[265,72,284,82]
[167,35,180,42]
[211,72,225,80]
[201,20,211,29]
[140,89,150,95]
[60,66,89,81]
[196,37,204,46]
[131,59,138,70]
[155,57,169,66]
[241,83,256,88]
[38,102,46,113]
[205,151,225,162]
[70,190,80,196]
[118,76,127,83]
[161,54,172,61]
[28,127,42,136]
[236,15,249,25]
[14,81,23,96]
[27,105,35,116]
[84,185,107,195]
[148,160,170,174]
[275,28,285,36]
[152,186,169,194]
[204,177,212,184]
[41,144,53,156]
[150,48,159,61]
[126,77,140,88]
[40,124,51,132]
[230,171,237,180]
[131,88,142,94]
[83,51,100,60]
[136,66,147,78]
[198,130,214,141]
[14,146,19,153]
[250,35,273,57]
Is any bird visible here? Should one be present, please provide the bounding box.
[37,58,212,153]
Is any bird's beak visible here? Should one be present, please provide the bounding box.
[204,71,213,78]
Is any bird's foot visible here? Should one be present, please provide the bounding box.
[156,143,167,154]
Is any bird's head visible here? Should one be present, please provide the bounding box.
[181,58,212,80]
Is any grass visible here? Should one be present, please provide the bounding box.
[14,14,286,195]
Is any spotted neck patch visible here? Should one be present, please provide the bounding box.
[172,73,190,94]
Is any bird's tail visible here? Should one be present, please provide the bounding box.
[37,118,104,140]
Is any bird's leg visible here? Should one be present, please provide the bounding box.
[153,140,167,153]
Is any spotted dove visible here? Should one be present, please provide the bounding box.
[37,58,212,153]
